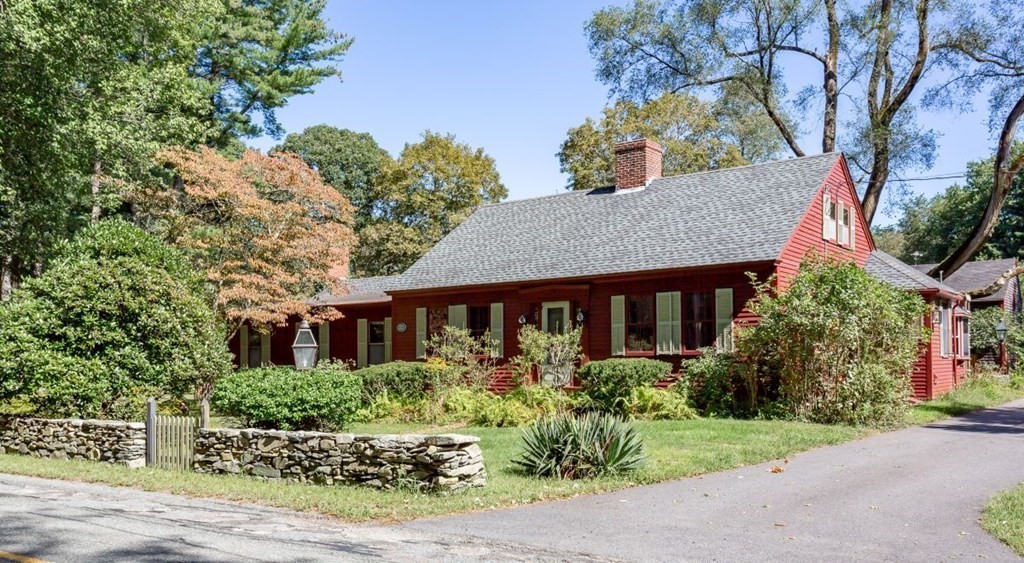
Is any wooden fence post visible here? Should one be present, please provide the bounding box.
[199,399,210,429]
[145,397,157,467]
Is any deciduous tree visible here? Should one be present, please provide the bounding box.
[354,132,507,276]
[131,148,356,336]
[557,93,779,190]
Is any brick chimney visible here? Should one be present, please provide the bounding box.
[614,138,663,190]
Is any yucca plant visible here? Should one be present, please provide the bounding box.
[513,412,645,479]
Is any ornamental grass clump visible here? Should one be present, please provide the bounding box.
[513,412,645,479]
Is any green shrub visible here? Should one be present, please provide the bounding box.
[625,386,697,420]
[513,412,645,479]
[212,365,362,431]
[473,398,536,427]
[740,257,928,426]
[0,219,232,419]
[684,350,740,416]
[577,358,672,415]
[354,361,434,401]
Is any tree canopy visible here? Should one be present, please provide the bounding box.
[354,132,507,276]
[131,148,356,335]
[274,125,390,228]
[557,93,780,191]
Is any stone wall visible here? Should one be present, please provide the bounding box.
[194,428,486,491]
[0,416,146,468]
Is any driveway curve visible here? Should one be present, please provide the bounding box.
[403,400,1024,562]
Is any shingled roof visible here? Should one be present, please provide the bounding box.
[308,275,401,306]
[912,258,1018,303]
[865,250,960,294]
[391,153,843,292]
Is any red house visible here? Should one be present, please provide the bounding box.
[233,139,967,400]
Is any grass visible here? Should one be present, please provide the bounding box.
[0,418,868,522]
[983,483,1024,556]
[907,376,1024,425]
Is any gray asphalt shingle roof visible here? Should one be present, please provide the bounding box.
[912,258,1017,301]
[865,250,960,294]
[391,153,843,292]
[308,275,401,306]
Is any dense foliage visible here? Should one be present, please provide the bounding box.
[132,148,356,336]
[514,412,646,479]
[0,220,231,419]
[739,258,929,426]
[577,358,672,415]
[557,92,775,190]
[510,325,584,387]
[212,364,361,431]
[683,350,746,417]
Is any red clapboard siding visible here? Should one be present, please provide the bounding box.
[776,156,874,289]
[328,303,391,365]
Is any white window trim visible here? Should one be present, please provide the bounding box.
[541,301,571,334]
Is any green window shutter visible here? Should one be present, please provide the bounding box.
[356,318,368,368]
[715,288,734,352]
[260,331,270,366]
[318,323,330,361]
[671,291,682,354]
[239,325,249,368]
[490,302,504,357]
[384,317,393,362]
[656,292,672,355]
[611,295,626,356]
[448,304,467,329]
[415,307,427,359]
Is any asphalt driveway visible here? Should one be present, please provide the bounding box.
[403,400,1024,562]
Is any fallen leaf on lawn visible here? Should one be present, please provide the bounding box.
[770,466,785,473]
[775,523,786,527]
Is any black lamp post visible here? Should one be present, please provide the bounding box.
[996,319,1008,373]
[292,320,319,370]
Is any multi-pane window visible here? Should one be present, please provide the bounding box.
[841,206,851,245]
[939,301,950,356]
[825,198,837,240]
[468,305,490,339]
[626,295,654,352]
[685,292,715,350]
[959,317,970,357]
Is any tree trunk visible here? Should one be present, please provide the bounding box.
[861,140,889,224]
[929,93,1024,277]
[822,0,839,153]
[90,159,102,223]
[0,256,11,301]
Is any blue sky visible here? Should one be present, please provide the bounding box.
[250,1,1001,225]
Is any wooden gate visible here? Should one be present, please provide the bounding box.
[145,399,199,470]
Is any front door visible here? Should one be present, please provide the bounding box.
[541,301,571,334]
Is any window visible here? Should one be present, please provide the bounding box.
[368,321,385,365]
[626,295,654,352]
[685,292,715,350]
[247,337,262,368]
[959,317,970,357]
[468,305,490,339]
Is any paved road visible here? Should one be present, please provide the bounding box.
[2,402,1023,562]
[0,474,602,562]
[404,400,1024,561]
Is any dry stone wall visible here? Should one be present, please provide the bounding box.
[0,416,146,468]
[194,428,486,491]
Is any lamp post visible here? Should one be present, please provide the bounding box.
[292,320,319,370]
[996,319,1008,372]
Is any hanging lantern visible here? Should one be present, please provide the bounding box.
[291,320,319,370]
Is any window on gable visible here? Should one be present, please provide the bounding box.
[684,292,715,350]
[468,305,490,339]
[626,295,654,353]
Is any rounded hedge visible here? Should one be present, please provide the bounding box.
[576,358,672,415]
[212,365,362,431]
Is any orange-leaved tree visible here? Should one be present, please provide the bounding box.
[134,147,356,339]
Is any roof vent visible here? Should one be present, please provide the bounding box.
[614,138,662,190]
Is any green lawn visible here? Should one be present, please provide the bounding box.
[0,418,867,522]
[907,377,1024,425]
[983,483,1024,556]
